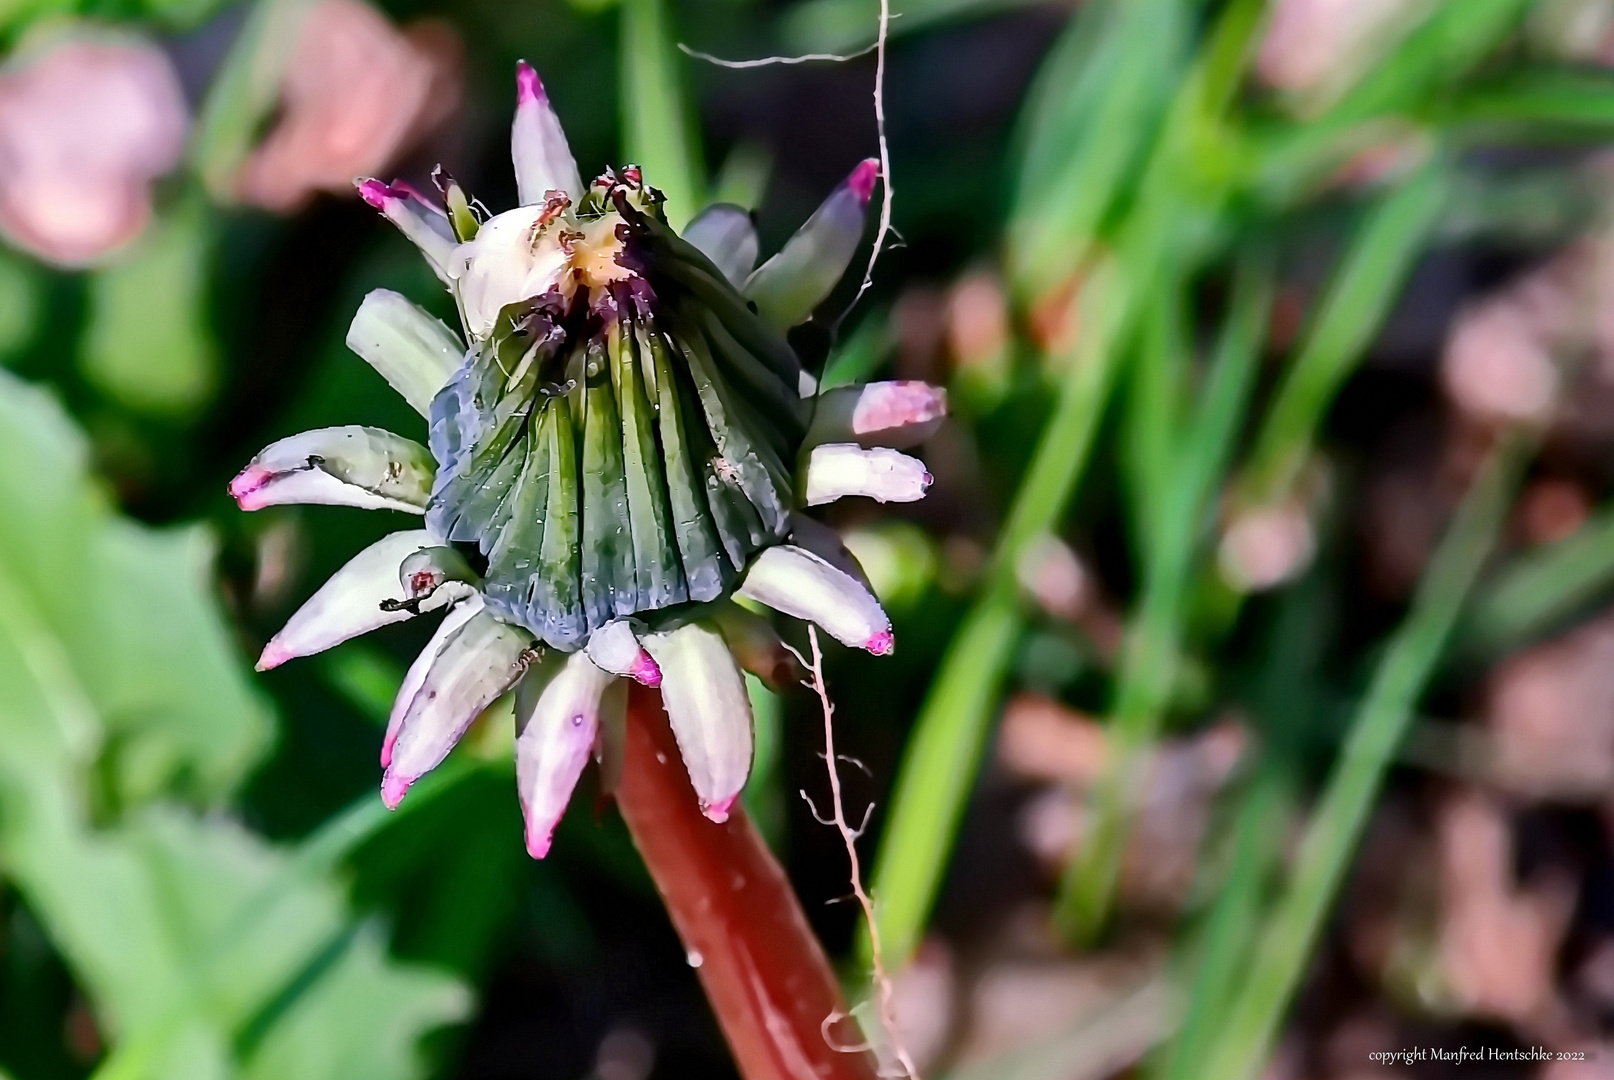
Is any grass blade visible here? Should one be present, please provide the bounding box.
[1199,430,1530,1080]
[621,0,704,227]
[1460,502,1614,657]
[1056,257,1273,942]
[1242,160,1448,503]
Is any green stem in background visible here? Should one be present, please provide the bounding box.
[1158,557,1334,1080]
[1199,431,1530,1080]
[1056,257,1272,943]
[620,0,704,228]
[1157,769,1290,1080]
[1006,0,1191,292]
[1459,502,1614,658]
[866,0,1263,969]
[1241,159,1448,503]
[868,259,1134,970]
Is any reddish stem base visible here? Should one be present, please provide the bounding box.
[616,686,879,1080]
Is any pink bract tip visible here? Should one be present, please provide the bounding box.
[630,652,663,687]
[855,381,948,433]
[848,158,880,205]
[921,471,934,489]
[255,640,291,672]
[379,732,396,769]
[515,60,546,105]
[703,795,737,824]
[380,772,411,809]
[228,465,271,510]
[525,829,553,859]
[356,178,391,209]
[866,629,895,656]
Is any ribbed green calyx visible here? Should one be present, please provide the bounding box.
[427,172,808,650]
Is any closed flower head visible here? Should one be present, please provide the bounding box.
[233,62,944,852]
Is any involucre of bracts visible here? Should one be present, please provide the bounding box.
[231,61,945,852]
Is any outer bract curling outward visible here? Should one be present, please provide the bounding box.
[230,61,945,855]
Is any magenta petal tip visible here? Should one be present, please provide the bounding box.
[356,178,390,209]
[866,629,895,656]
[255,641,290,672]
[525,830,553,859]
[228,466,270,510]
[380,772,411,809]
[848,158,880,205]
[379,732,396,769]
[630,653,663,687]
[515,60,545,105]
[702,795,737,823]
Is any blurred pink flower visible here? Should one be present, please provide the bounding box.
[1218,501,1316,592]
[1486,612,1614,799]
[1442,301,1561,426]
[0,36,187,267]
[1256,0,1416,100]
[234,0,462,212]
[1437,791,1574,1026]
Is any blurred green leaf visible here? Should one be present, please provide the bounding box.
[620,0,704,228]
[0,370,268,800]
[81,198,217,417]
[0,370,467,1080]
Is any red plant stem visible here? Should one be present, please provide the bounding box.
[616,685,880,1080]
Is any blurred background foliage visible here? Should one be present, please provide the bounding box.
[8,0,1614,1076]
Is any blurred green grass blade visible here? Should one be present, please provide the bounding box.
[869,258,1134,970]
[941,973,1173,1080]
[820,309,894,389]
[319,644,406,725]
[1459,503,1614,657]
[1250,0,1528,205]
[1199,432,1530,1080]
[742,675,786,848]
[782,0,1044,55]
[1123,279,1191,561]
[1331,0,1532,122]
[1243,159,1448,503]
[192,0,319,201]
[1444,69,1614,131]
[869,0,1260,969]
[711,142,773,210]
[1157,770,1289,1080]
[1056,257,1272,943]
[1007,0,1191,292]
[1159,567,1332,1080]
[621,0,704,228]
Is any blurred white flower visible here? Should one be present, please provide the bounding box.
[0,35,187,267]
